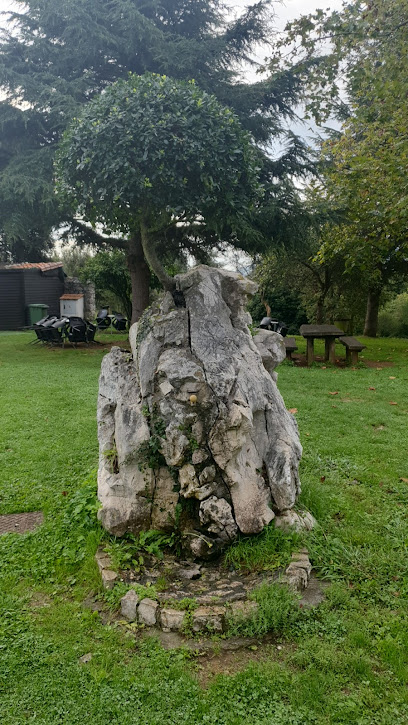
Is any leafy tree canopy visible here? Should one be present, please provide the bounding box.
[0,0,312,258]
[56,73,262,293]
[271,1,408,335]
[270,0,408,122]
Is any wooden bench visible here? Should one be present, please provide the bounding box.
[284,337,298,360]
[338,336,366,365]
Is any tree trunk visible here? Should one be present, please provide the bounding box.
[316,268,332,324]
[140,221,175,293]
[316,297,324,324]
[363,287,381,337]
[127,234,150,325]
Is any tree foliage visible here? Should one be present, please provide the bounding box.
[80,250,133,321]
[56,73,262,291]
[0,0,312,263]
[272,0,408,335]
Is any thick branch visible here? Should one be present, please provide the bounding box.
[140,222,175,292]
[300,259,325,289]
[67,219,127,250]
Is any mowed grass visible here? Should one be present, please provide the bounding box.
[0,331,408,724]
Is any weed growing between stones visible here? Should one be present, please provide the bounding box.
[102,582,158,610]
[224,522,301,573]
[164,597,200,617]
[226,582,301,638]
[102,447,119,474]
[177,421,200,462]
[105,529,176,570]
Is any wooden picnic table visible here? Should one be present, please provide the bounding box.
[299,324,345,366]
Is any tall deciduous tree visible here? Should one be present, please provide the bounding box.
[272,0,408,336]
[56,73,262,319]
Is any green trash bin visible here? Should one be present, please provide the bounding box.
[27,303,49,325]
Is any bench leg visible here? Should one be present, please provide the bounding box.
[306,338,314,366]
[286,351,292,360]
[351,350,359,365]
[325,338,336,364]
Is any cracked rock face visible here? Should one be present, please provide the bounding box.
[97,265,302,555]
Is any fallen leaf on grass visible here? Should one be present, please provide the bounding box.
[369,387,376,391]
[320,476,326,482]
[389,401,398,406]
[329,391,339,395]
[389,376,396,380]
[287,408,298,414]
[400,477,408,483]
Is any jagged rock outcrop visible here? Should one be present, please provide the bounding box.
[97,265,304,556]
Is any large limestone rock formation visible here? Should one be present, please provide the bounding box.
[97,265,303,556]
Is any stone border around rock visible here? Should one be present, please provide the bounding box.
[95,548,119,590]
[96,547,315,634]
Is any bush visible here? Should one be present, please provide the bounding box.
[378,293,408,337]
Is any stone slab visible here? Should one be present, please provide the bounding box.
[120,590,139,622]
[0,511,44,535]
[192,606,225,633]
[138,598,159,626]
[160,608,185,631]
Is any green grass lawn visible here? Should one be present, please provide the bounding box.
[0,331,407,724]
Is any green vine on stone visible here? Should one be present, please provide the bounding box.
[178,421,199,462]
[135,406,167,471]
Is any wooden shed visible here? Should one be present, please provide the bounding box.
[0,262,65,330]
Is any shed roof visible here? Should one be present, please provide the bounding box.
[60,294,84,300]
[0,262,63,271]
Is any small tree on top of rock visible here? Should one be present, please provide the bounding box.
[56,73,263,314]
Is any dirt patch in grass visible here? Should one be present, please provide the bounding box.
[29,592,52,609]
[363,359,394,368]
[290,354,396,369]
[291,355,351,368]
[193,637,294,688]
[149,627,298,688]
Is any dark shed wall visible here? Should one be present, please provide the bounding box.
[0,271,25,330]
[24,269,64,320]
